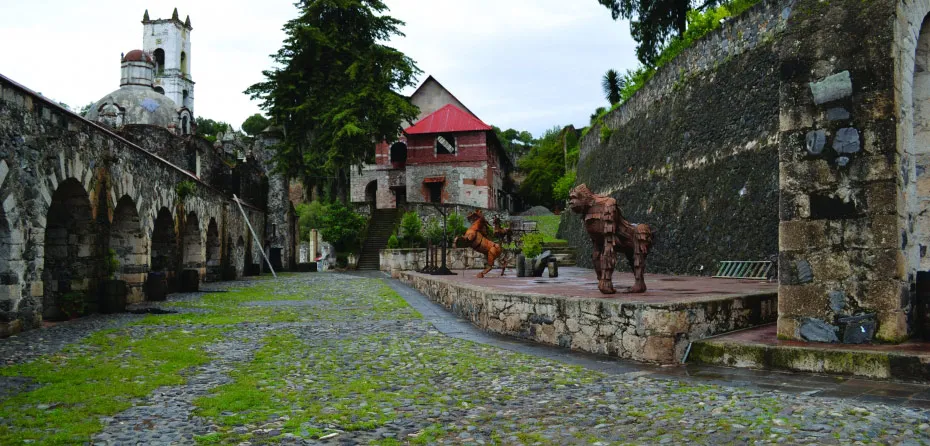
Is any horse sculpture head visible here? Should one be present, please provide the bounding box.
[466,209,485,223]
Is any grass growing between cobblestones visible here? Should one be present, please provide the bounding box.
[193,330,599,443]
[131,276,419,326]
[0,327,222,445]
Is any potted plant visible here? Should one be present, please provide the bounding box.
[100,249,127,314]
[59,291,86,320]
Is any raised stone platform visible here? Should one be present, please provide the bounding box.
[689,324,930,380]
[398,267,777,364]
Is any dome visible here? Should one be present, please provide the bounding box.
[85,86,180,130]
[122,49,152,63]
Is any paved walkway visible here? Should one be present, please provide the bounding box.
[0,272,927,445]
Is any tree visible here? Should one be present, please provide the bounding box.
[246,0,421,203]
[597,0,718,66]
[241,113,270,136]
[79,102,96,116]
[602,69,624,105]
[517,126,566,208]
[195,117,232,140]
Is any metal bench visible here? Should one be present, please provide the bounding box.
[713,260,773,280]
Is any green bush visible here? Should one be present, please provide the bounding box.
[399,212,423,248]
[446,212,468,240]
[424,217,443,244]
[296,200,327,241]
[105,248,120,280]
[521,232,545,258]
[59,291,86,319]
[318,201,367,254]
[600,126,613,142]
[175,180,196,203]
[553,170,576,203]
[386,234,399,249]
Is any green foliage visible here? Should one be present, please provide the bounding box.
[492,126,535,158]
[602,69,624,105]
[445,212,467,240]
[386,234,399,249]
[553,170,577,203]
[58,291,86,319]
[521,232,545,258]
[317,201,368,253]
[246,0,422,202]
[399,212,423,248]
[424,217,443,244]
[241,113,270,136]
[195,117,232,138]
[79,101,96,116]
[176,180,196,203]
[517,126,568,208]
[524,216,564,244]
[105,248,120,279]
[601,0,761,110]
[296,200,327,241]
[600,125,613,142]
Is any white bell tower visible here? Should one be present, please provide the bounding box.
[141,8,195,115]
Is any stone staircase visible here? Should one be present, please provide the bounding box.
[357,209,400,270]
[542,241,577,266]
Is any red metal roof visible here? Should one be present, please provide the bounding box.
[404,104,492,135]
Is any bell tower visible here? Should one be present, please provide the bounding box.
[141,8,195,115]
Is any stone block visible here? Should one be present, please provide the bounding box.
[810,71,853,105]
[805,130,826,155]
[833,128,860,154]
[778,284,828,318]
[799,318,838,343]
[808,252,849,281]
[777,316,800,339]
[779,220,827,251]
[826,107,850,121]
[641,336,676,363]
[864,182,896,215]
[838,314,876,344]
[875,310,909,343]
[829,290,846,313]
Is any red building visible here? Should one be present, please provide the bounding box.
[351,76,515,211]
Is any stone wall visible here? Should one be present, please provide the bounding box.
[0,73,271,336]
[380,248,493,272]
[776,0,904,342]
[399,271,777,364]
[562,0,788,276]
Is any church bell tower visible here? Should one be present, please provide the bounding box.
[141,8,195,115]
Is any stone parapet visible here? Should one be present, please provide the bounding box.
[398,271,776,364]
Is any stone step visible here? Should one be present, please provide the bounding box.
[688,324,930,381]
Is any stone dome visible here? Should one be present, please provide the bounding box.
[122,49,152,63]
[85,85,179,130]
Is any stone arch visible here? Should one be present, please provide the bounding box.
[897,0,930,283]
[365,180,377,204]
[153,48,165,75]
[43,178,98,320]
[205,218,221,282]
[110,195,147,302]
[182,211,203,271]
[150,207,177,292]
[235,236,246,278]
[0,198,28,333]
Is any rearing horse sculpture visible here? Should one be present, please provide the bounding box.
[454,209,507,278]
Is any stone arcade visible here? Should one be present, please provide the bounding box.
[0,9,296,336]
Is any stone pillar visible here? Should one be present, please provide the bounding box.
[777,0,906,343]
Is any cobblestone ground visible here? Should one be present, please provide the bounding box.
[0,273,928,445]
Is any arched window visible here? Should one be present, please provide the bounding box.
[389,141,407,164]
[153,86,165,95]
[153,48,165,75]
[180,51,187,76]
[182,90,189,108]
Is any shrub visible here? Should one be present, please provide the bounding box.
[399,212,423,248]
[105,248,120,280]
[521,232,545,258]
[175,180,196,203]
[424,217,443,244]
[59,291,86,319]
[446,212,468,240]
[386,234,399,249]
[318,201,367,254]
[600,125,613,142]
[296,201,327,241]
[553,170,576,203]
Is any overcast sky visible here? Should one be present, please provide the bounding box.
[0,0,638,137]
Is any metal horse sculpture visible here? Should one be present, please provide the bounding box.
[569,184,654,294]
[491,216,513,243]
[454,209,507,278]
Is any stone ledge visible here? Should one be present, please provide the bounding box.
[689,324,930,380]
[398,270,777,365]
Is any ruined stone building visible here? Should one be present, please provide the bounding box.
[350,76,516,212]
[0,9,296,337]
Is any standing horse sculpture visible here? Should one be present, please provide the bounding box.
[454,209,507,278]
[569,184,654,294]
